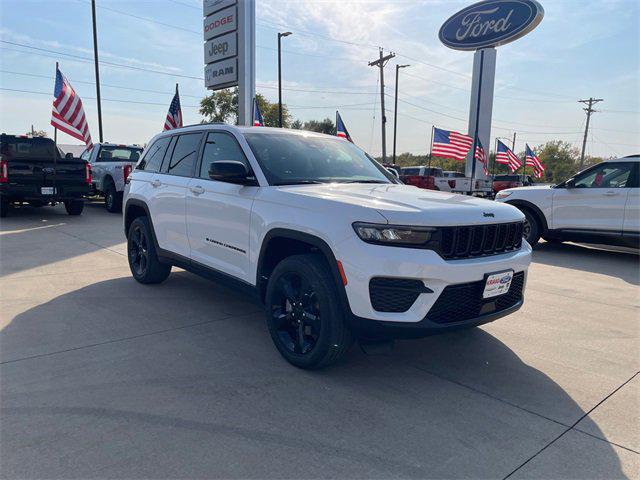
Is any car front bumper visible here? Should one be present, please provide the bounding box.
[336,236,532,331]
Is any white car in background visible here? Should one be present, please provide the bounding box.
[495,155,639,248]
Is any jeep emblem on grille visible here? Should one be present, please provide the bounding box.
[483,212,495,217]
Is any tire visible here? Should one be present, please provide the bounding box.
[265,254,353,369]
[64,199,84,215]
[127,216,171,284]
[0,197,8,218]
[105,183,122,213]
[521,208,541,248]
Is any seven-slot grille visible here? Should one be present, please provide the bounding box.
[425,272,525,324]
[438,222,523,260]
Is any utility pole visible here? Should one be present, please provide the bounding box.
[91,0,103,142]
[277,31,292,128]
[392,64,409,165]
[578,97,603,168]
[368,48,395,163]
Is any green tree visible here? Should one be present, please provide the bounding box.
[199,89,291,127]
[200,87,238,124]
[25,129,47,138]
[301,118,335,135]
[290,119,303,130]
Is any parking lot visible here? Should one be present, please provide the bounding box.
[0,203,638,479]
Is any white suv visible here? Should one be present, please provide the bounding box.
[124,125,531,368]
[496,156,639,248]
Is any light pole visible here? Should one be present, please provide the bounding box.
[277,31,292,128]
[392,64,409,165]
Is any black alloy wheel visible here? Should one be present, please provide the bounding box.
[271,272,322,355]
[129,223,149,277]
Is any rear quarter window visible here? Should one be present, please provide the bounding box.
[136,137,171,172]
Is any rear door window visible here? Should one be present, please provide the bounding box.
[161,133,202,177]
[137,137,171,172]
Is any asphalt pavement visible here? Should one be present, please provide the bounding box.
[1,202,638,479]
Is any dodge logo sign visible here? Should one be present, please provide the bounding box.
[439,0,544,51]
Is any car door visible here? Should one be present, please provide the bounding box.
[551,162,635,232]
[186,131,258,282]
[623,161,640,235]
[148,132,202,258]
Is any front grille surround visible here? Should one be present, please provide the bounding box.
[426,272,525,324]
[369,277,432,313]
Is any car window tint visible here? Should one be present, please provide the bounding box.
[164,133,202,177]
[199,132,249,179]
[574,163,634,188]
[137,137,170,172]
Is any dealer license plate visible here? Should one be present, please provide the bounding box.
[41,187,55,195]
[483,270,514,299]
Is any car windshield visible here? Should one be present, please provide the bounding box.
[99,146,143,161]
[244,132,394,186]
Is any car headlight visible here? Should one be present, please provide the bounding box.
[353,222,435,246]
[495,191,512,199]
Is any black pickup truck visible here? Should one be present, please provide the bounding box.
[0,134,91,217]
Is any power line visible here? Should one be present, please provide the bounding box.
[578,97,603,168]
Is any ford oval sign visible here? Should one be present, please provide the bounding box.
[439,0,544,51]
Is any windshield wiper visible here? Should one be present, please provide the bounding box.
[272,180,326,186]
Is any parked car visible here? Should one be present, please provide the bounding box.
[401,166,491,195]
[0,134,91,217]
[495,155,639,247]
[124,126,531,369]
[81,142,143,212]
[400,166,445,190]
[493,174,534,195]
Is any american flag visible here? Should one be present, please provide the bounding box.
[163,86,182,131]
[51,66,92,146]
[336,111,352,142]
[474,137,488,175]
[525,144,545,178]
[432,127,473,161]
[496,139,522,172]
[253,97,264,126]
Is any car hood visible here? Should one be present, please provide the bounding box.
[276,183,524,226]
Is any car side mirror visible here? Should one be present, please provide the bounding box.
[208,161,255,185]
[65,153,74,160]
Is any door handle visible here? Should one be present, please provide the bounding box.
[190,185,205,195]
[603,191,619,196]
[151,179,161,188]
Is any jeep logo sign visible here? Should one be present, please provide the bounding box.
[439,0,544,51]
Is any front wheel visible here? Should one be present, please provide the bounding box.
[265,254,353,369]
[522,209,541,247]
[64,199,84,215]
[127,216,171,284]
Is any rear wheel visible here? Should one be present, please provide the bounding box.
[522,209,541,247]
[265,254,352,369]
[64,199,84,215]
[127,216,171,284]
[105,183,122,213]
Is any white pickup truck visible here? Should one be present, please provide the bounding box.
[80,143,144,212]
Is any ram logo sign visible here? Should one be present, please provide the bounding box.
[439,0,544,51]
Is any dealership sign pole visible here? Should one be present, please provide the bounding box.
[438,0,544,190]
[203,0,255,126]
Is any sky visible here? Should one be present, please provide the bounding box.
[0,0,638,158]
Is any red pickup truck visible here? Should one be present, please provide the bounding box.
[400,166,444,190]
[492,174,534,195]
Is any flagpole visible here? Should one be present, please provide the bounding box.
[427,125,434,169]
[53,62,58,147]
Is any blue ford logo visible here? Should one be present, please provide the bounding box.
[500,276,511,284]
[439,0,544,51]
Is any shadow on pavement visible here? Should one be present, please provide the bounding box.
[0,202,124,277]
[0,273,625,479]
[533,241,639,286]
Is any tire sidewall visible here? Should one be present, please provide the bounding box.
[522,209,541,247]
[127,217,151,282]
[265,256,345,369]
